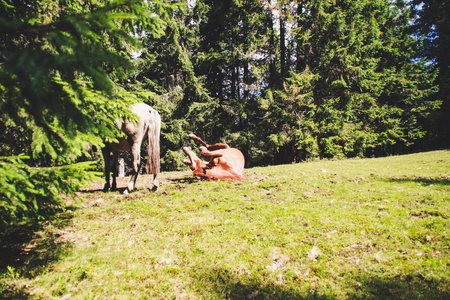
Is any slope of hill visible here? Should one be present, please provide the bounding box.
[1,151,449,299]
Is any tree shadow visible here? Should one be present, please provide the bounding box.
[193,267,332,300]
[385,175,450,186]
[79,188,104,194]
[0,211,75,299]
[193,266,450,299]
[354,273,450,300]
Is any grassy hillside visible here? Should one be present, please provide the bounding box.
[1,151,449,299]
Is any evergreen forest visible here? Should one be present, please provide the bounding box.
[0,0,449,229]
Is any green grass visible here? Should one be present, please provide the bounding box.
[1,150,449,299]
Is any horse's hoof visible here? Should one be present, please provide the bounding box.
[152,185,159,192]
[122,189,129,195]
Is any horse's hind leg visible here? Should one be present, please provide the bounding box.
[126,141,142,194]
[151,174,159,191]
[189,134,209,147]
[189,134,229,151]
[200,146,224,158]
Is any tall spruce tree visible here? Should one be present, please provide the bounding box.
[0,0,170,230]
[128,0,219,170]
[193,0,273,162]
[412,0,450,147]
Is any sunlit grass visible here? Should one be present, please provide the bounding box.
[1,150,449,299]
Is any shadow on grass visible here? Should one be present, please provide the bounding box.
[79,188,104,193]
[194,267,328,299]
[165,176,200,184]
[0,211,74,299]
[194,267,450,300]
[385,175,450,186]
[355,273,450,300]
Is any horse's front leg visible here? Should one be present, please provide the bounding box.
[183,147,209,178]
[183,147,199,170]
[125,141,142,194]
[101,147,111,191]
[111,151,119,191]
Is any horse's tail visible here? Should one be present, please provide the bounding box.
[147,108,161,175]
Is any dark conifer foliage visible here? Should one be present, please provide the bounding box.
[174,0,441,165]
[412,0,450,147]
[0,0,170,230]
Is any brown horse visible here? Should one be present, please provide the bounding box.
[102,103,161,193]
[183,134,245,180]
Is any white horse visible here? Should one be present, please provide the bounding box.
[102,103,161,193]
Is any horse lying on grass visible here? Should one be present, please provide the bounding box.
[102,103,161,193]
[183,134,245,180]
